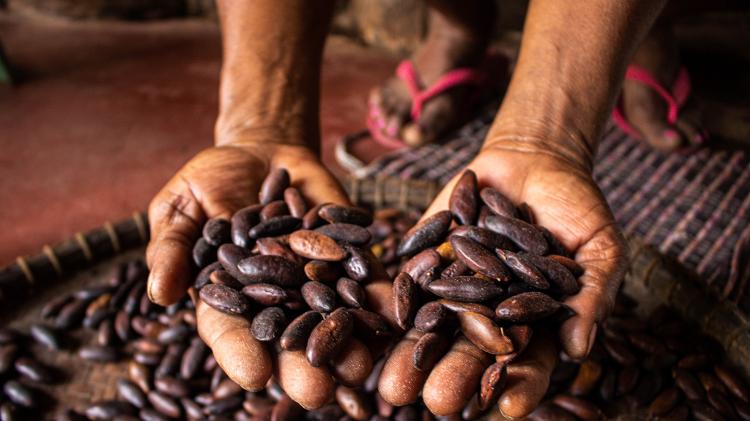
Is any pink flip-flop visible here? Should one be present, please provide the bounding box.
[612,64,706,145]
[367,59,490,150]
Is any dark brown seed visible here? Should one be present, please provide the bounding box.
[336,277,365,307]
[401,249,441,281]
[318,204,373,226]
[195,261,222,289]
[602,337,638,366]
[79,345,119,362]
[495,292,562,323]
[75,284,111,300]
[552,394,602,421]
[203,218,232,246]
[260,200,290,221]
[336,386,372,420]
[15,357,53,382]
[527,404,577,421]
[700,371,730,395]
[148,391,182,418]
[117,379,147,408]
[304,260,342,283]
[41,294,72,319]
[479,187,517,218]
[616,365,640,396]
[627,331,664,354]
[283,187,307,218]
[734,397,750,421]
[393,272,417,330]
[649,386,681,416]
[523,253,580,295]
[412,332,451,372]
[241,283,288,305]
[256,237,303,265]
[29,324,62,350]
[306,308,353,367]
[180,337,208,380]
[707,389,738,419]
[156,324,190,345]
[279,311,323,351]
[689,399,726,421]
[251,307,286,342]
[140,408,171,421]
[342,245,370,282]
[115,310,132,341]
[97,318,117,346]
[539,226,572,257]
[193,239,217,269]
[315,223,372,246]
[236,255,303,287]
[674,367,706,400]
[496,249,549,289]
[3,381,34,408]
[660,404,690,421]
[208,270,243,289]
[303,203,329,230]
[598,369,617,403]
[677,353,711,370]
[301,281,337,312]
[231,204,262,248]
[427,276,505,302]
[289,230,346,261]
[415,266,439,290]
[349,309,391,337]
[396,210,453,257]
[55,298,88,329]
[156,344,184,378]
[715,364,750,402]
[441,259,470,279]
[451,236,511,282]
[479,363,508,410]
[569,360,602,396]
[414,302,451,332]
[548,255,584,276]
[438,299,495,319]
[0,345,17,375]
[133,338,164,355]
[199,284,250,315]
[259,168,290,205]
[249,215,302,239]
[134,351,162,366]
[85,401,136,419]
[154,377,191,398]
[217,244,252,282]
[272,394,306,421]
[457,311,514,355]
[128,361,151,393]
[449,170,479,225]
[485,215,548,255]
[450,225,514,251]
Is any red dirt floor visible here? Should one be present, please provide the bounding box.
[0,15,397,266]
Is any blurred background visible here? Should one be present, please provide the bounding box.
[1,0,749,268]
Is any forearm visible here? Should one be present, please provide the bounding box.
[215,0,336,150]
[487,0,666,170]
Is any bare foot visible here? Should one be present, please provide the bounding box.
[368,1,494,147]
[621,22,703,151]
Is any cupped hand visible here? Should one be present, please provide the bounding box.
[146,139,396,408]
[379,141,627,417]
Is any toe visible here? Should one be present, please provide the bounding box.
[622,81,684,151]
[402,93,458,147]
[675,104,705,147]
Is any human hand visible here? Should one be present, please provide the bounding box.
[378,138,627,417]
[146,139,397,408]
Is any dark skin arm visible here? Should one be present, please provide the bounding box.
[146,0,666,414]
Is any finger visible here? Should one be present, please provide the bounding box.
[195,298,272,391]
[273,149,351,206]
[422,336,493,416]
[330,338,373,387]
[146,185,206,305]
[561,225,627,359]
[276,349,335,410]
[498,330,558,419]
[378,330,429,406]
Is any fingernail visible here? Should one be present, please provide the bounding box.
[585,323,598,356]
[663,129,679,141]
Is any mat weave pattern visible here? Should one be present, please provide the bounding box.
[352,107,750,312]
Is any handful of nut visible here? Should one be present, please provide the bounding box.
[390,169,583,411]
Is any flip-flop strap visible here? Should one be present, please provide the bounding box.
[625,65,691,125]
[396,60,487,120]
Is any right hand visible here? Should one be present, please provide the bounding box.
[146,138,396,408]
